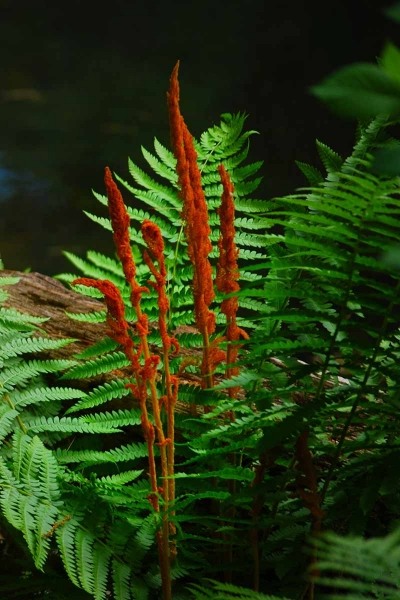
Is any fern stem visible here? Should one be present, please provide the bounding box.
[4,393,27,434]
[132,300,172,597]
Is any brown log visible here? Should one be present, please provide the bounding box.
[0,270,108,359]
[0,270,202,405]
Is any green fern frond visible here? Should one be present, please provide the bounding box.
[153,137,176,169]
[66,309,107,323]
[316,139,344,173]
[28,411,139,434]
[55,442,148,465]
[11,386,86,408]
[0,404,19,444]
[97,470,143,486]
[86,251,126,277]
[124,164,180,208]
[61,351,130,379]
[66,378,131,414]
[0,335,74,359]
[141,145,178,184]
[188,579,287,599]
[312,528,400,598]
[74,336,119,359]
[295,161,324,185]
[1,359,77,391]
[0,306,49,326]
[63,251,124,286]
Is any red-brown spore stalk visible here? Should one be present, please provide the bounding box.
[167,62,215,385]
[216,164,248,391]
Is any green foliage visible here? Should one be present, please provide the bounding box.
[312,527,400,598]
[188,580,287,599]
[310,62,400,120]
[311,4,400,122]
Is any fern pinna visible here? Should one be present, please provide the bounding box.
[1,61,400,600]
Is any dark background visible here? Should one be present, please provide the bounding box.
[0,0,397,275]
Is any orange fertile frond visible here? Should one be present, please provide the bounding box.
[104,167,148,307]
[142,219,165,268]
[141,219,178,354]
[72,277,135,357]
[167,64,215,338]
[166,61,182,165]
[104,166,136,283]
[216,164,240,319]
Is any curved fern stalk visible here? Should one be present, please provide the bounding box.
[73,275,172,599]
[141,219,180,549]
[74,168,174,600]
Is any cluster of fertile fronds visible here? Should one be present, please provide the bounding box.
[166,62,247,395]
[70,64,248,598]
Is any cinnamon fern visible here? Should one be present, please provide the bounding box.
[1,63,400,600]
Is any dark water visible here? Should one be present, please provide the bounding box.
[0,0,394,275]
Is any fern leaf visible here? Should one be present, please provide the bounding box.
[0,403,19,444]
[92,546,112,600]
[61,351,130,379]
[55,442,148,465]
[56,518,81,587]
[0,336,74,359]
[28,414,128,434]
[74,336,119,359]
[189,579,286,599]
[153,137,176,168]
[112,559,131,600]
[12,386,86,409]
[75,527,95,594]
[66,378,131,414]
[97,470,143,486]
[141,145,178,184]
[0,306,49,326]
[295,161,324,185]
[0,359,76,391]
[124,164,180,208]
[316,139,344,173]
[66,309,107,323]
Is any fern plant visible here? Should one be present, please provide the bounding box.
[1,61,400,600]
